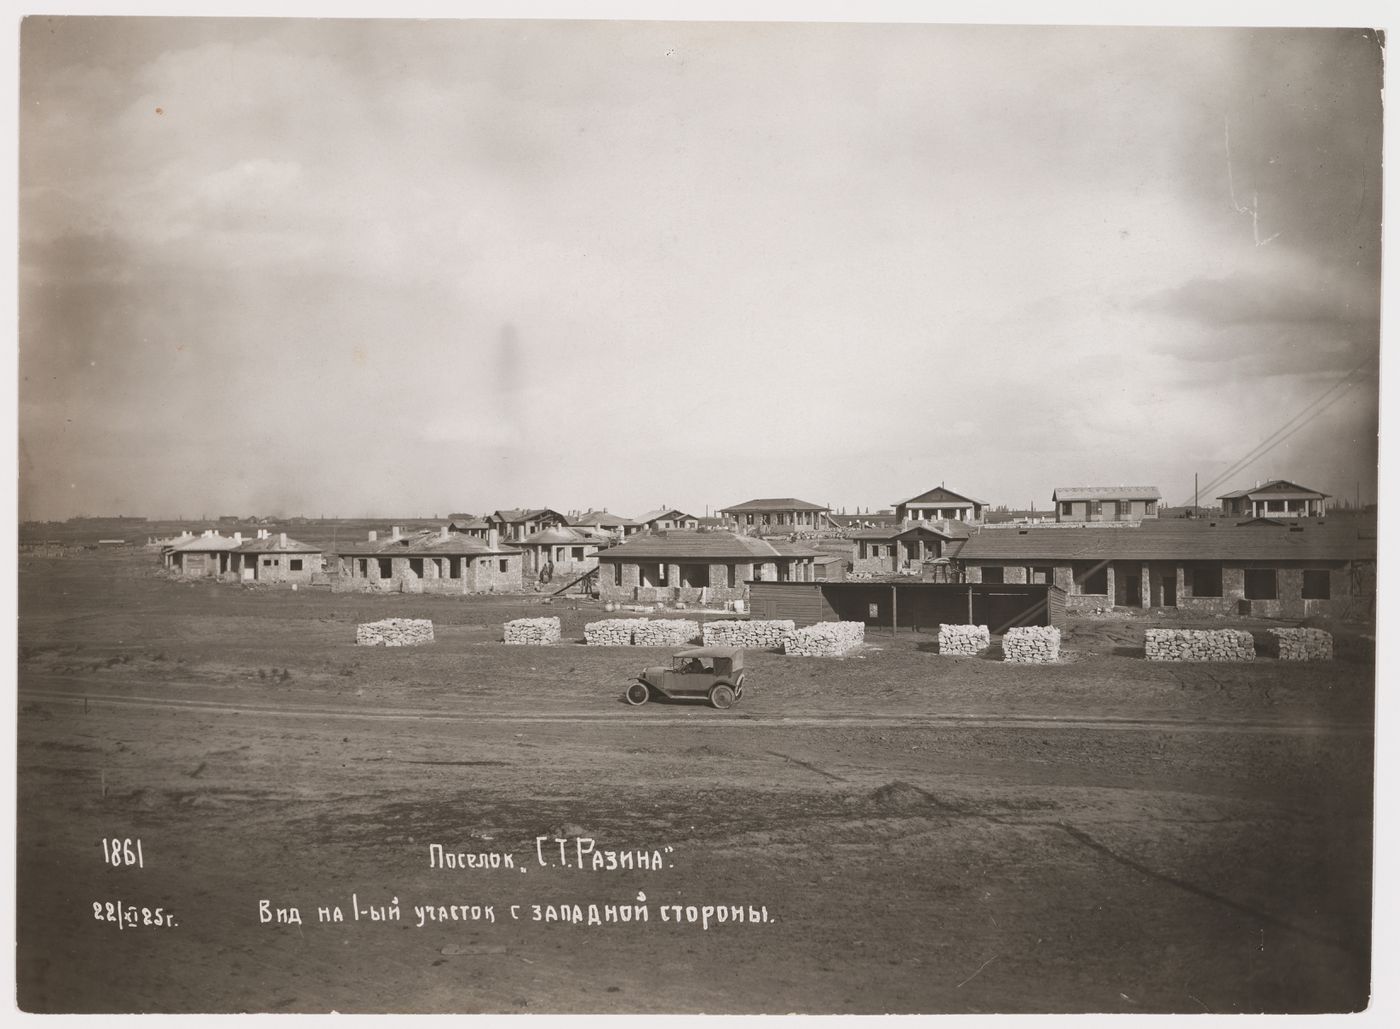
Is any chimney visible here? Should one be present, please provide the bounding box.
[279,532,287,547]
[488,528,500,550]
[234,532,242,543]
[368,530,377,542]
[391,525,401,541]
[440,525,449,540]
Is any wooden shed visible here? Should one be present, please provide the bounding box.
[747,581,1064,633]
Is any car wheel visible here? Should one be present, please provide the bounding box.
[709,684,736,710]
[625,682,650,706]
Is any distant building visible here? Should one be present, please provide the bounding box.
[447,516,492,541]
[894,486,987,525]
[596,530,820,605]
[1052,486,1161,523]
[569,510,636,539]
[632,508,699,533]
[720,498,832,533]
[487,509,569,542]
[1217,480,1330,519]
[335,525,523,593]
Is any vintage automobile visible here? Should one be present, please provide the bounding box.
[624,646,746,709]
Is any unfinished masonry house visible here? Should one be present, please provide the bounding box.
[515,525,608,583]
[163,530,324,584]
[595,530,820,605]
[487,508,569,541]
[849,520,972,577]
[720,498,832,534]
[954,518,1375,619]
[334,525,523,593]
[894,486,987,525]
[1052,486,1161,523]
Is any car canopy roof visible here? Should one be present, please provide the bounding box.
[673,646,744,660]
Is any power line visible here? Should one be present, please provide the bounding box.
[1181,362,1371,506]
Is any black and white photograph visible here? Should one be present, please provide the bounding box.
[12,3,1388,1017]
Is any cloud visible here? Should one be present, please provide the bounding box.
[1138,272,1378,331]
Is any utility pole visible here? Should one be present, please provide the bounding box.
[1194,473,1199,517]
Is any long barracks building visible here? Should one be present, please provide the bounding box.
[951,517,1375,620]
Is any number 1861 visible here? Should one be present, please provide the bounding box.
[102,837,144,868]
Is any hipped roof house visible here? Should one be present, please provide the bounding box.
[338,525,521,558]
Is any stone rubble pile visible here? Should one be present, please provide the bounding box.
[783,622,865,657]
[1145,628,1255,662]
[702,619,797,650]
[1268,627,1334,661]
[503,617,561,645]
[632,619,701,647]
[584,618,650,646]
[938,624,990,656]
[1002,625,1061,663]
[356,618,435,647]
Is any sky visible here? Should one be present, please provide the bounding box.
[17,15,1384,520]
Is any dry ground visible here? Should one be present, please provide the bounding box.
[16,550,1374,1013]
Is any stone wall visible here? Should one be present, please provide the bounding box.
[503,617,561,645]
[1145,628,1254,661]
[702,619,796,650]
[1002,626,1061,663]
[937,624,990,655]
[783,622,864,657]
[356,618,435,646]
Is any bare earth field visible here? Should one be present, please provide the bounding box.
[16,550,1374,1014]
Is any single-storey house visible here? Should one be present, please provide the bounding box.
[954,518,1375,618]
[849,521,971,576]
[569,510,636,539]
[447,516,492,541]
[894,486,987,524]
[1052,486,1161,522]
[487,508,569,542]
[596,530,820,605]
[1218,480,1330,519]
[632,508,699,532]
[231,530,323,583]
[720,498,833,532]
[164,529,323,584]
[163,531,244,577]
[516,525,605,582]
[335,525,524,593]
